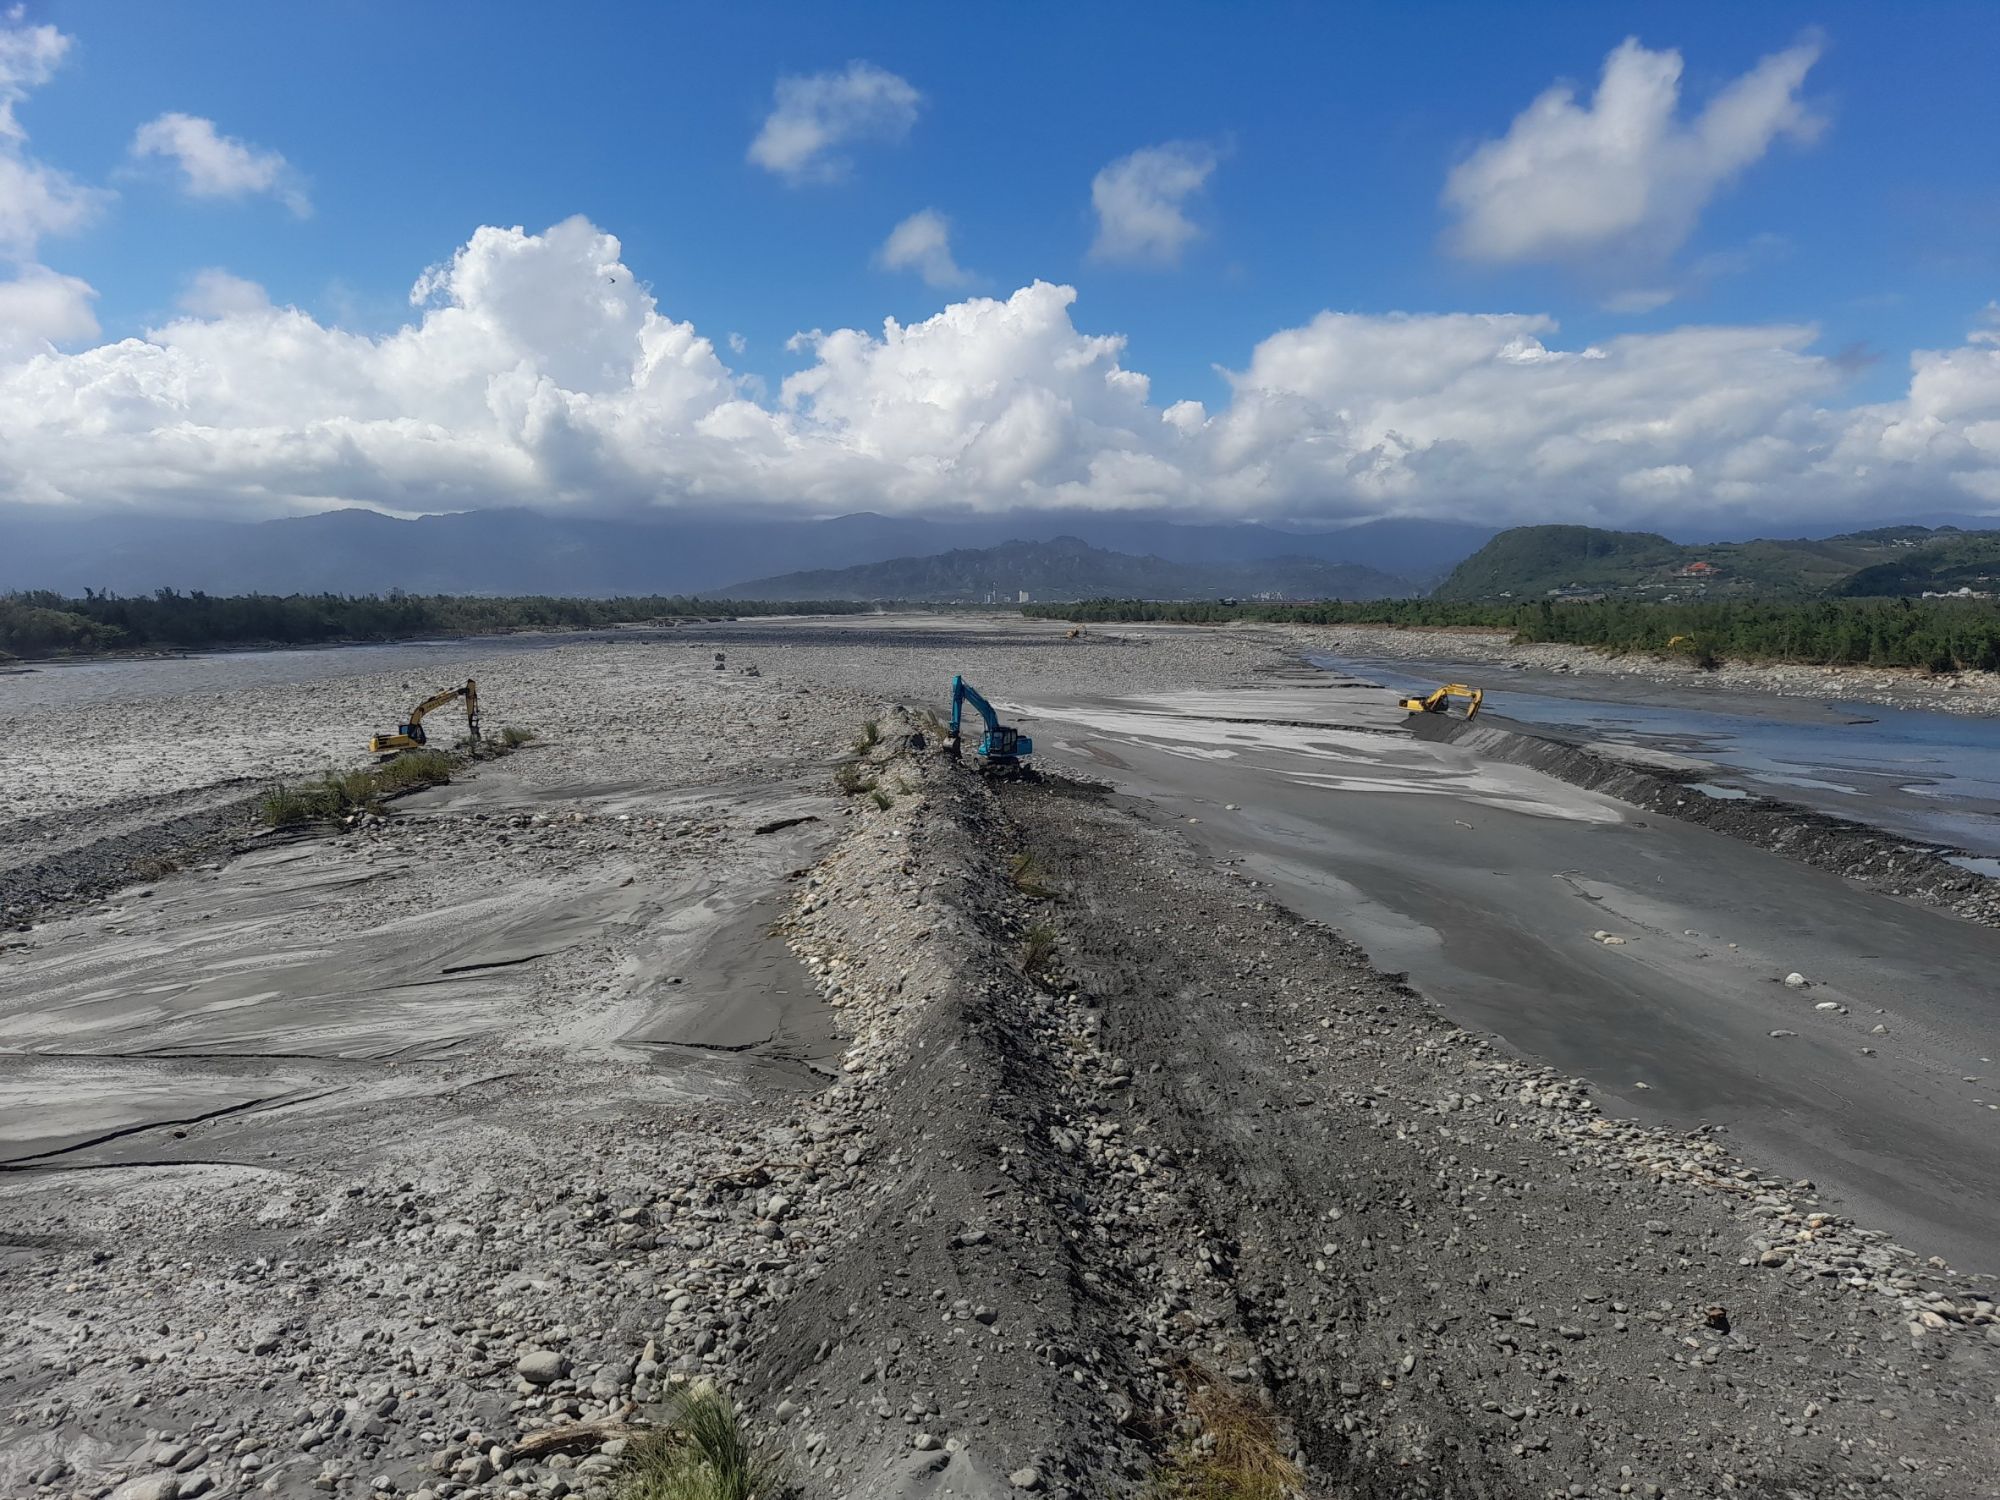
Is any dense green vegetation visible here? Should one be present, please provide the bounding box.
[0,589,871,660]
[1025,596,2000,671]
[1835,532,2000,597]
[1433,526,1679,600]
[259,750,459,828]
[1433,523,1997,602]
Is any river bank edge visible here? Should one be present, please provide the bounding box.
[1262,620,2000,717]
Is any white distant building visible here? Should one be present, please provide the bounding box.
[1018,589,1030,603]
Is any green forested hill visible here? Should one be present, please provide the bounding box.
[1434,523,1996,601]
[1835,533,2000,597]
[1430,526,1680,599]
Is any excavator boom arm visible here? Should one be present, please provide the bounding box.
[949,675,1000,739]
[407,683,472,728]
[370,679,479,755]
[946,674,1031,766]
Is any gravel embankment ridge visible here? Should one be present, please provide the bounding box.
[766,728,2000,1497]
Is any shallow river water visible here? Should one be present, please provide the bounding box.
[1311,652,2000,859]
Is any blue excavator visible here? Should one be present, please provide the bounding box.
[948,674,1032,771]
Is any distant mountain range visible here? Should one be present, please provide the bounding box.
[723,536,1415,603]
[1434,524,2000,601]
[8,503,1994,605]
[0,506,1494,597]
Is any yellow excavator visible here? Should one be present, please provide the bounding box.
[370,679,479,756]
[1399,682,1483,719]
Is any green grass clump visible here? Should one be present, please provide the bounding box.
[853,718,881,752]
[617,1384,787,1500]
[834,760,875,796]
[499,725,537,748]
[257,750,455,828]
[372,750,455,793]
[258,784,323,828]
[326,767,380,811]
[870,788,894,810]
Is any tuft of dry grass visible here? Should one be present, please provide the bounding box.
[615,1384,789,1500]
[1021,921,1059,976]
[1148,1379,1302,1500]
[1009,851,1056,899]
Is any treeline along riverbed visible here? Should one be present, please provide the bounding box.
[1026,595,2000,672]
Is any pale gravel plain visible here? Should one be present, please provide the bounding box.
[0,623,1294,1500]
[1,619,1996,1500]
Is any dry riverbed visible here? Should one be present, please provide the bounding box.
[1,620,1996,1500]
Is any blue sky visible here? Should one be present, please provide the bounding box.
[4,1,1999,527]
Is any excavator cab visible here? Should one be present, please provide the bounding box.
[1399,682,1482,720]
[947,674,1032,771]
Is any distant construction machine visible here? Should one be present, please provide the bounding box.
[370,679,479,756]
[1399,682,1483,720]
[947,674,1033,771]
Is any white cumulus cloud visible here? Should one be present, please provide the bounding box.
[748,61,920,184]
[877,208,972,288]
[130,112,310,216]
[0,7,68,141]
[179,268,271,318]
[1,214,1997,529]
[1444,36,1824,268]
[0,260,95,357]
[1090,142,1218,266]
[0,12,107,259]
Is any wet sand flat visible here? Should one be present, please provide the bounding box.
[1021,663,2000,1272]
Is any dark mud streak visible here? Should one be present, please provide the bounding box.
[438,954,548,975]
[0,1090,332,1167]
[753,815,822,835]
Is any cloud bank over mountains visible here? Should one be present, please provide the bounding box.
[2,214,1997,526]
[0,18,1995,531]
